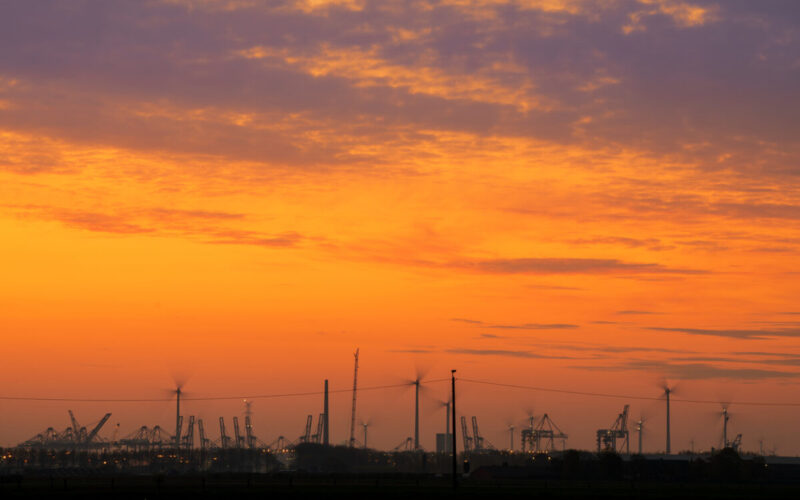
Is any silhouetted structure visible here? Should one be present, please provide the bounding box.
[596,404,630,454]
[349,348,359,447]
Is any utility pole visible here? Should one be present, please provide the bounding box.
[451,369,457,489]
[323,379,329,446]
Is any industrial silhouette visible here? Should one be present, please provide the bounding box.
[6,349,798,480]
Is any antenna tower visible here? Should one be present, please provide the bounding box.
[349,348,359,447]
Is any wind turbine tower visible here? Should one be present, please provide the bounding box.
[414,377,420,451]
[175,386,182,450]
[664,386,671,454]
[323,379,329,446]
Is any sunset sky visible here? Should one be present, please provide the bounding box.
[2,0,800,454]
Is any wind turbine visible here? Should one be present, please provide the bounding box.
[433,398,452,453]
[660,382,677,454]
[166,375,190,449]
[405,365,430,451]
[414,376,420,450]
[166,383,184,449]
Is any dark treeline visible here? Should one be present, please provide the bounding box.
[1,444,797,484]
[0,447,279,475]
[295,445,795,483]
[471,449,782,483]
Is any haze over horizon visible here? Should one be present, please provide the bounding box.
[1,0,800,454]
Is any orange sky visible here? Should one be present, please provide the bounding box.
[1,0,800,454]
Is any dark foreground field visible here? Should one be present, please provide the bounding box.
[2,474,800,499]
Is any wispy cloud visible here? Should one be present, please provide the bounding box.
[7,205,306,248]
[446,348,580,360]
[449,258,705,275]
[569,235,672,251]
[574,360,800,380]
[647,326,800,340]
[525,284,584,291]
[527,342,691,355]
[49,211,155,235]
[451,318,579,330]
[204,229,303,248]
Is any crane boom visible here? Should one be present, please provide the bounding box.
[233,416,243,448]
[198,419,207,450]
[461,416,471,452]
[85,413,112,443]
[313,413,324,444]
[302,414,313,443]
[183,416,195,449]
[471,416,483,450]
[68,410,81,442]
[219,417,229,449]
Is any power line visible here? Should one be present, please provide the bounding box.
[459,378,663,402]
[458,378,800,407]
[0,379,450,403]
[2,376,799,407]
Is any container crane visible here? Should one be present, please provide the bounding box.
[182,416,195,449]
[471,416,484,451]
[174,416,183,449]
[69,410,82,442]
[596,405,630,454]
[300,414,313,443]
[460,416,472,452]
[219,417,230,449]
[233,416,244,448]
[198,419,209,450]
[312,413,324,444]
[528,414,568,453]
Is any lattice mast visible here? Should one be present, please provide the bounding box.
[349,348,359,447]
